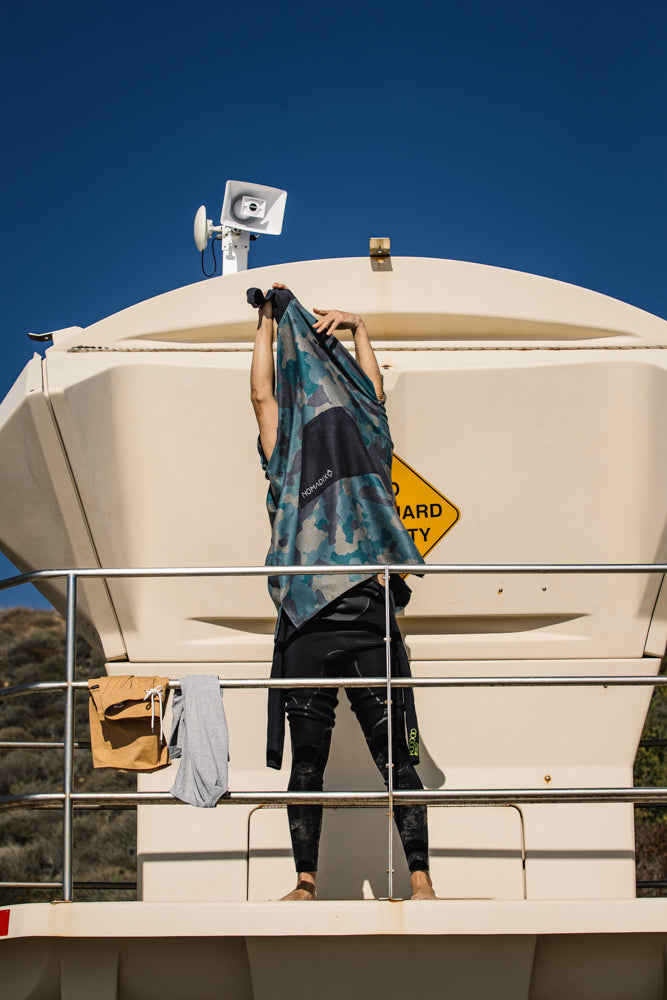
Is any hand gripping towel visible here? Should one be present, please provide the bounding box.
[168,675,229,807]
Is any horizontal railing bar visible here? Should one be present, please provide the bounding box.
[1,562,666,592]
[2,677,667,702]
[0,725,659,753]
[0,874,661,891]
[0,881,136,890]
[0,793,65,808]
[193,676,667,689]
[1,873,663,891]
[0,882,63,889]
[2,873,661,891]
[0,681,81,699]
[3,789,667,811]
[1,726,662,754]
[72,881,136,890]
[0,741,91,750]
[3,875,664,892]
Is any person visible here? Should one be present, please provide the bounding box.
[249,283,436,901]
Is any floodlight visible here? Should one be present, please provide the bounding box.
[220,180,287,235]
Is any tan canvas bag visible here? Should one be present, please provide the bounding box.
[88,675,171,771]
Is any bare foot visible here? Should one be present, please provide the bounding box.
[410,871,437,900]
[280,876,317,901]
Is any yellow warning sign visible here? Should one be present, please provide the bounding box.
[391,454,460,558]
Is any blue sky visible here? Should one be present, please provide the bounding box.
[1,0,666,607]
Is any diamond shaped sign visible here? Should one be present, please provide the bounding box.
[391,454,460,558]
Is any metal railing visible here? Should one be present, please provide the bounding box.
[1,561,667,902]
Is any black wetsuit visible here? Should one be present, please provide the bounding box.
[249,288,429,877]
[279,579,429,873]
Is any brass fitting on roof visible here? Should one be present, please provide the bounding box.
[369,237,391,263]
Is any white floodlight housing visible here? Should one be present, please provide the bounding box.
[220,180,287,235]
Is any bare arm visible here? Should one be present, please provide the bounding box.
[312,308,385,401]
[250,298,279,461]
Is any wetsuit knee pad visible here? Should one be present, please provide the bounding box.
[292,742,328,770]
[366,716,389,749]
[288,717,332,791]
[395,758,424,790]
[367,720,409,761]
[288,747,326,791]
[289,716,332,752]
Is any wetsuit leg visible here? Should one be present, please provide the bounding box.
[286,715,333,872]
[337,586,429,872]
[280,581,429,875]
[283,627,340,874]
[347,683,430,872]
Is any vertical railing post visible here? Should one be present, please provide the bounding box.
[384,565,394,899]
[62,572,77,901]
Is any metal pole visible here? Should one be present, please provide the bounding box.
[384,566,394,899]
[62,573,77,901]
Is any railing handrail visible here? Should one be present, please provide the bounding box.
[3,788,667,809]
[3,675,667,700]
[1,561,665,903]
[1,560,666,593]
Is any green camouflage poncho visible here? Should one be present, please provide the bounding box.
[259,296,423,628]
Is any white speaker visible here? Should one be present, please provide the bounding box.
[220,180,287,235]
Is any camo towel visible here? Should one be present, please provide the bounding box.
[258,296,423,628]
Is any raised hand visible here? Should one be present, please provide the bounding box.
[312,307,362,336]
